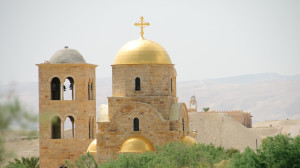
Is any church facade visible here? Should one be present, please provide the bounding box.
[37,17,195,167]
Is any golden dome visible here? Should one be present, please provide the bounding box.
[182,136,197,146]
[119,136,155,153]
[87,139,97,154]
[113,39,172,65]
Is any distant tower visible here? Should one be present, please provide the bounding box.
[188,96,197,112]
[37,47,97,168]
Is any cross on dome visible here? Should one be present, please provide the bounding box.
[134,16,150,39]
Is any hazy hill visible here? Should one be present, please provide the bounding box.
[1,73,299,124]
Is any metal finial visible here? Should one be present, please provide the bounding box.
[134,16,150,39]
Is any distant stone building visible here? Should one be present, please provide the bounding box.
[209,110,252,128]
[187,96,252,128]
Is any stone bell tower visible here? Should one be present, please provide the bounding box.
[37,46,97,168]
[188,96,197,112]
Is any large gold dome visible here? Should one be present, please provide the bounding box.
[119,136,155,153]
[113,39,172,65]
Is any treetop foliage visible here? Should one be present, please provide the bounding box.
[66,134,300,168]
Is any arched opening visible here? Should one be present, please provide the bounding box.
[135,77,141,91]
[51,77,61,100]
[133,118,139,131]
[64,116,75,139]
[90,79,94,100]
[171,78,173,92]
[89,116,94,139]
[63,77,74,100]
[88,78,94,100]
[182,118,185,131]
[88,82,90,100]
[51,116,61,139]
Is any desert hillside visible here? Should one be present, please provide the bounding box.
[3,73,299,124]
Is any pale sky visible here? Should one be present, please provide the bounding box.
[1,0,300,84]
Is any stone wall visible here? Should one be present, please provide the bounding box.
[108,96,178,120]
[209,110,252,128]
[97,102,188,160]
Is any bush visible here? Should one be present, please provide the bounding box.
[229,134,300,168]
[5,157,39,168]
[68,142,231,168]
[66,135,300,168]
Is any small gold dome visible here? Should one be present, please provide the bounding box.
[119,136,155,153]
[182,136,197,146]
[87,139,97,154]
[113,39,172,65]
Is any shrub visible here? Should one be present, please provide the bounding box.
[5,157,39,168]
[229,134,300,168]
[67,135,300,168]
[68,142,231,168]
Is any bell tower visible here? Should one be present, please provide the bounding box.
[188,96,197,112]
[37,47,97,168]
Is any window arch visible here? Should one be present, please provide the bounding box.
[135,77,141,91]
[51,77,61,100]
[51,116,61,139]
[63,77,75,100]
[88,78,94,100]
[64,116,75,139]
[133,118,139,131]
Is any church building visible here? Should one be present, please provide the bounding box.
[37,17,196,168]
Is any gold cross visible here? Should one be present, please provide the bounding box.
[134,16,150,39]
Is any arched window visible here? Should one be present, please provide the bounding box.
[89,116,95,139]
[133,118,139,131]
[51,77,61,100]
[182,118,185,131]
[135,77,140,91]
[171,78,173,92]
[90,80,94,100]
[51,116,61,139]
[88,82,90,100]
[63,77,74,100]
[88,78,94,100]
[64,116,75,139]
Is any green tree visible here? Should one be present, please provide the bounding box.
[258,134,300,168]
[229,134,300,168]
[202,107,210,112]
